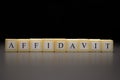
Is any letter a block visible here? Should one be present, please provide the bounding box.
[101,40,113,52]
[30,39,42,51]
[54,39,66,52]
[18,39,30,52]
[67,39,79,52]
[43,39,54,52]
[5,39,17,51]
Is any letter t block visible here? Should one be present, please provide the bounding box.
[101,39,113,52]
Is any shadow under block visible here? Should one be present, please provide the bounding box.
[18,39,30,52]
[101,40,113,52]
[30,39,42,51]
[78,39,90,52]
[42,39,54,52]
[54,39,67,52]
[89,39,101,52]
[67,39,79,52]
[5,39,18,51]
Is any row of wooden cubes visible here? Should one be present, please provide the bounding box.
[5,39,113,52]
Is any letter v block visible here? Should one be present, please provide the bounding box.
[18,39,30,52]
[30,39,42,51]
[79,39,90,52]
[67,39,79,52]
[101,39,113,52]
[43,39,54,52]
[54,39,66,52]
[5,39,17,51]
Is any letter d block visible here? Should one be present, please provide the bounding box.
[101,40,113,52]
[5,39,17,51]
[18,39,30,52]
[43,39,54,52]
[54,39,66,52]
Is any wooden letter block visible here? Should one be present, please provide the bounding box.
[101,39,113,52]
[43,39,54,52]
[54,39,66,52]
[89,39,101,52]
[79,39,90,52]
[5,39,17,51]
[67,39,79,52]
[18,39,30,52]
[30,39,42,51]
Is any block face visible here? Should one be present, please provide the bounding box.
[18,39,30,51]
[5,39,17,51]
[43,39,54,51]
[67,39,79,52]
[54,39,66,52]
[101,40,113,52]
[79,39,90,52]
[89,39,101,52]
[30,39,42,51]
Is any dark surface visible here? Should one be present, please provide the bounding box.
[0,43,120,80]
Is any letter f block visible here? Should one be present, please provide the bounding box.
[18,39,30,52]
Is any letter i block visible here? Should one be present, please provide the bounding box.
[79,39,90,52]
[54,39,67,52]
[5,39,18,51]
[30,39,42,51]
[101,40,113,52]
[18,39,30,52]
[89,39,101,52]
[43,39,54,52]
[67,39,79,52]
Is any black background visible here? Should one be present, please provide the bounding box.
[1,0,119,42]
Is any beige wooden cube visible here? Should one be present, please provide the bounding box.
[42,39,54,52]
[30,39,42,51]
[5,39,18,51]
[18,39,30,52]
[54,39,67,52]
[78,39,90,52]
[67,39,79,52]
[101,39,113,52]
[89,39,101,52]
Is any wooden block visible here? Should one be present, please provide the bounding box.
[101,39,113,52]
[18,39,30,52]
[89,39,101,52]
[5,39,17,51]
[30,39,42,51]
[78,39,90,52]
[42,39,54,52]
[54,39,67,52]
[67,39,79,52]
